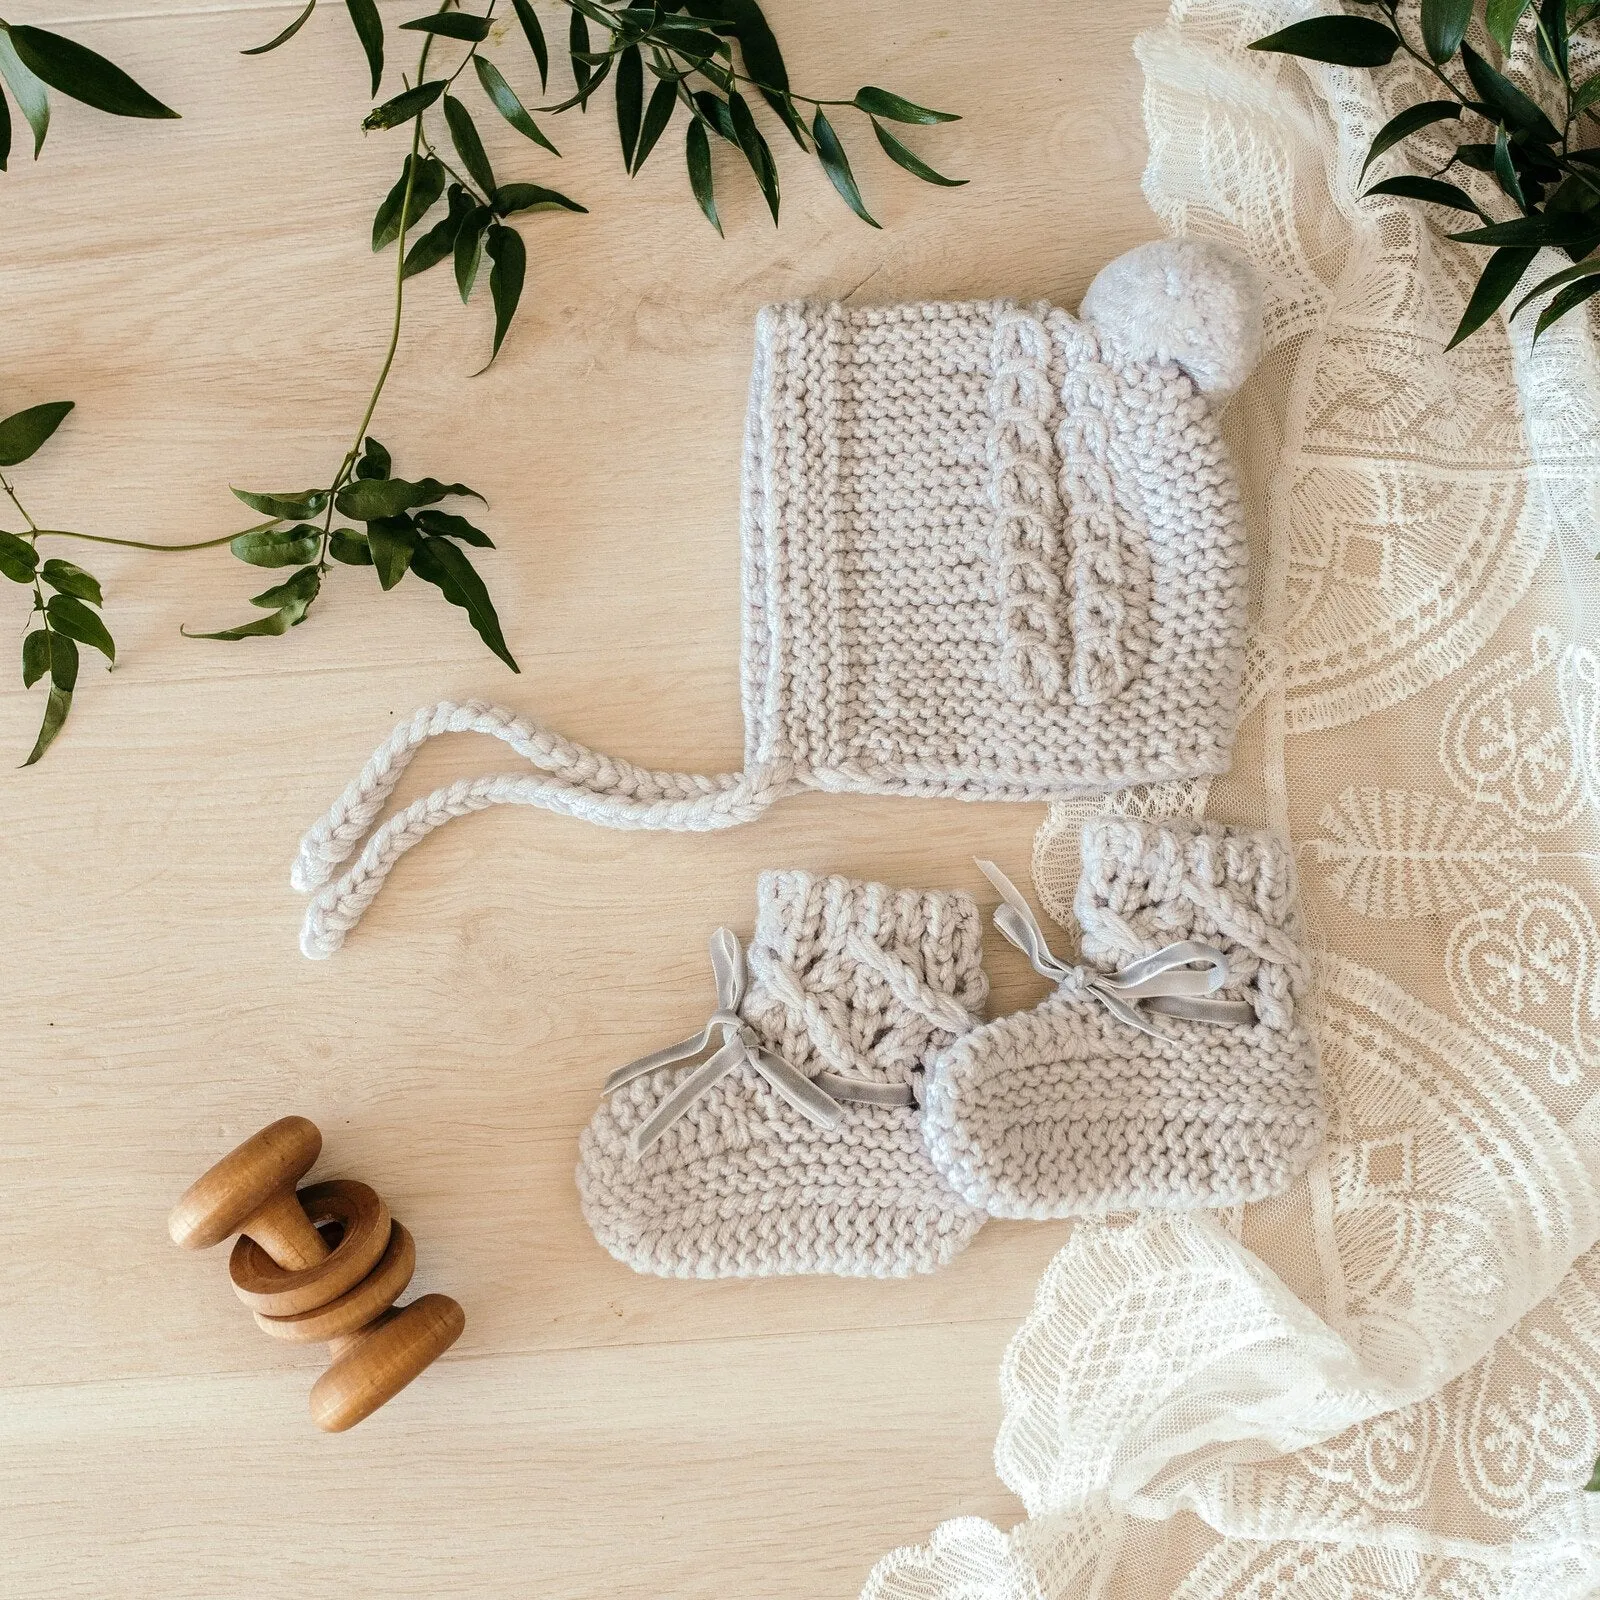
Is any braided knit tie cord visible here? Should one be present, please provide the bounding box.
[292,701,799,960]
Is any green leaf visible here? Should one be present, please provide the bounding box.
[251,564,321,610]
[616,42,642,170]
[0,32,50,158]
[493,181,586,215]
[853,86,959,124]
[728,89,778,223]
[871,119,965,187]
[1361,100,1460,178]
[6,25,178,119]
[1586,1453,1600,1493]
[23,683,71,766]
[415,507,492,546]
[1538,0,1569,81]
[633,74,678,174]
[356,436,391,480]
[0,76,12,170]
[455,204,492,300]
[1534,275,1600,338]
[1492,125,1527,211]
[230,486,328,519]
[334,475,482,519]
[694,89,736,143]
[328,529,373,564]
[812,107,878,228]
[511,0,548,89]
[410,534,519,670]
[1249,16,1399,66]
[1450,213,1600,246]
[400,11,491,40]
[1510,253,1600,320]
[0,529,38,583]
[46,593,114,661]
[372,154,446,250]
[1446,245,1538,347]
[444,92,496,196]
[185,565,320,640]
[366,516,416,589]
[1364,174,1485,215]
[21,629,49,688]
[1573,73,1600,116]
[46,629,77,690]
[39,557,102,603]
[230,524,320,567]
[1460,42,1561,143]
[346,0,384,96]
[685,115,721,234]
[1487,0,1534,49]
[363,79,443,130]
[405,185,472,278]
[0,400,73,466]
[482,223,526,370]
[710,0,804,145]
[475,55,559,154]
[242,0,318,56]
[570,9,592,108]
[1420,0,1472,62]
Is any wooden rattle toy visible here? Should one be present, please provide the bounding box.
[169,1116,464,1432]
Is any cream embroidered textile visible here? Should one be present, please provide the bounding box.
[863,3,1600,1596]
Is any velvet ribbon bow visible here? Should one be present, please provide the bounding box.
[975,859,1257,1039]
[603,928,847,1159]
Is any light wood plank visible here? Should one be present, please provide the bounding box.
[1,2,1164,1593]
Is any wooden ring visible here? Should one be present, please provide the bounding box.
[229,1180,390,1315]
[253,1222,416,1344]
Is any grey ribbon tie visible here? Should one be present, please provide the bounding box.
[603,927,845,1159]
[974,859,1257,1039]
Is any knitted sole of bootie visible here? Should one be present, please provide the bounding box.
[921,993,1326,1220]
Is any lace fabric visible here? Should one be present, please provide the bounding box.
[862,2,1600,1595]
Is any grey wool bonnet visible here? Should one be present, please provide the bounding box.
[291,239,1262,958]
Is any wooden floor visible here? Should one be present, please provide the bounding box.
[2,4,1166,1594]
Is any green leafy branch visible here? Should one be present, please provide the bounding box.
[5,0,966,764]
[0,17,177,170]
[1253,0,1600,346]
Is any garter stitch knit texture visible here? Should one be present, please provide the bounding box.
[577,873,990,1279]
[292,240,1259,957]
[923,820,1325,1220]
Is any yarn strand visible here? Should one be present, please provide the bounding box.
[292,700,798,958]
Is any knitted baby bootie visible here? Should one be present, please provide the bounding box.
[577,873,990,1278]
[923,821,1324,1219]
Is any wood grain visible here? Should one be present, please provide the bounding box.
[1,0,1165,1591]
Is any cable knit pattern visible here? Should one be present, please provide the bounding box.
[577,873,990,1279]
[1052,311,1152,706]
[291,242,1257,956]
[923,820,1325,1220]
[988,305,1067,701]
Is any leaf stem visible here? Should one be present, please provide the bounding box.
[0,471,39,534]
[29,527,264,551]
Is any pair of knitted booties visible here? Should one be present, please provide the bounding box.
[577,820,1325,1279]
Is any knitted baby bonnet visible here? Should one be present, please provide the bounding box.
[577,871,990,1278]
[292,239,1262,957]
[922,819,1325,1220]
